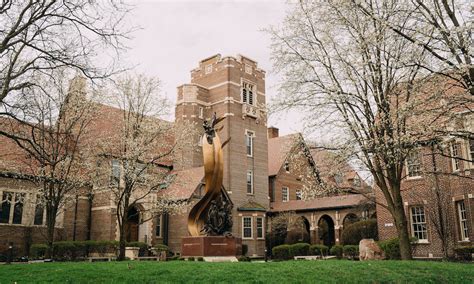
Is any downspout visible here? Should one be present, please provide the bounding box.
[163,213,169,246]
[87,192,93,240]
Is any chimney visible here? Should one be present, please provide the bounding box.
[267,127,279,139]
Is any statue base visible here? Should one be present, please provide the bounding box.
[181,236,242,257]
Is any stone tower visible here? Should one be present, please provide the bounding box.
[175,54,268,256]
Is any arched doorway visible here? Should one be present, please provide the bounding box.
[343,213,359,227]
[285,216,311,244]
[125,207,140,242]
[318,215,335,247]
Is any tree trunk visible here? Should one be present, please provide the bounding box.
[45,205,57,259]
[393,207,412,260]
[118,226,126,261]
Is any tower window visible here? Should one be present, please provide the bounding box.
[246,131,254,157]
[296,189,302,200]
[242,82,255,105]
[247,170,254,194]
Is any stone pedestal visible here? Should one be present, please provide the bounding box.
[181,236,242,257]
[125,247,140,260]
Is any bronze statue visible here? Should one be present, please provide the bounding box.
[187,113,233,236]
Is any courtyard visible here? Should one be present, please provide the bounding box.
[0,260,472,283]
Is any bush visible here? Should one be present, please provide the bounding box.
[187,256,195,261]
[309,245,328,256]
[154,244,169,252]
[238,256,251,262]
[341,219,378,245]
[454,246,473,261]
[378,237,418,260]
[30,244,48,259]
[272,244,291,260]
[197,257,204,261]
[86,240,118,255]
[378,238,400,260]
[343,245,359,259]
[53,241,78,260]
[330,245,343,259]
[289,243,310,257]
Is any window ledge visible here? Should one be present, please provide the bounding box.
[406,176,422,181]
[414,240,430,244]
[457,239,470,243]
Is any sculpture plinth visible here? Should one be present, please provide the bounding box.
[181,236,242,257]
[181,114,241,257]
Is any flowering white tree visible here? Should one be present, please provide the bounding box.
[0,70,96,256]
[354,0,473,97]
[94,74,193,260]
[267,0,463,259]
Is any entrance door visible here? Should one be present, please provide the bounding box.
[125,207,139,242]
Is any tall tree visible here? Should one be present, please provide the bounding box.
[0,0,130,106]
[0,70,95,256]
[268,0,447,259]
[354,0,473,96]
[95,74,193,261]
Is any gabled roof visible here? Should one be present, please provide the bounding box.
[270,194,368,212]
[268,133,301,176]
[159,166,204,201]
[237,201,267,212]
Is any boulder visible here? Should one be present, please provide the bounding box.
[359,239,384,260]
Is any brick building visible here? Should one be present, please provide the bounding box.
[0,54,375,258]
[267,129,375,247]
[375,79,474,258]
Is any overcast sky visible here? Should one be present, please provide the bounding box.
[122,0,304,136]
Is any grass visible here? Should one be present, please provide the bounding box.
[0,260,472,283]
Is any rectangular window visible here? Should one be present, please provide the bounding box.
[451,143,461,172]
[295,189,302,201]
[242,217,252,239]
[110,159,120,186]
[242,82,255,105]
[247,170,253,194]
[199,107,204,119]
[256,217,264,239]
[269,177,275,202]
[246,131,254,157]
[156,215,161,237]
[411,206,428,242]
[282,187,289,202]
[0,192,24,224]
[457,201,469,241]
[406,150,422,177]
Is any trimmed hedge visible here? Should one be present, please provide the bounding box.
[454,246,473,261]
[343,245,359,259]
[378,237,417,260]
[309,244,328,256]
[341,219,378,245]
[330,245,343,259]
[289,243,310,256]
[30,244,48,259]
[272,244,291,260]
[29,240,151,260]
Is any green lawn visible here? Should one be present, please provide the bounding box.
[0,260,472,283]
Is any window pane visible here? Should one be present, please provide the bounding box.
[111,159,120,185]
[243,217,252,238]
[256,217,263,238]
[34,203,44,225]
[411,206,428,241]
[0,192,12,223]
[247,171,253,194]
[156,215,161,237]
[12,193,24,224]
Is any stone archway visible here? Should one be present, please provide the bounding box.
[343,213,359,227]
[125,206,140,242]
[318,215,335,247]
